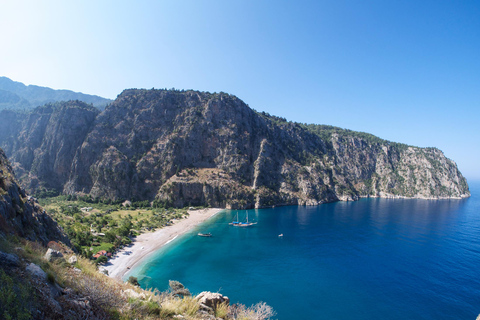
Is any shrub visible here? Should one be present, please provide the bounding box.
[145,300,161,315]
[215,301,229,318]
[46,271,55,284]
[69,272,125,309]
[0,269,33,320]
[169,280,191,297]
[127,276,140,286]
[95,255,108,265]
[228,302,276,320]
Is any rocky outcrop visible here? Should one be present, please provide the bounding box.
[0,147,69,245]
[0,248,107,319]
[26,262,48,279]
[44,248,64,262]
[196,291,230,310]
[0,251,20,267]
[0,89,470,208]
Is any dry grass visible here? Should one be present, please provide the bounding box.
[1,236,276,320]
[161,295,200,318]
[215,301,230,318]
[228,302,277,320]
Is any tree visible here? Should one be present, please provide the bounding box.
[95,255,108,265]
[127,276,139,286]
[104,230,116,243]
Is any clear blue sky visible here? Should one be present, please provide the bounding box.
[1,0,479,180]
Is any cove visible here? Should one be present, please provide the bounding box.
[132,181,480,320]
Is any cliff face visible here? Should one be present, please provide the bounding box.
[0,101,99,194]
[0,147,68,245]
[0,89,470,208]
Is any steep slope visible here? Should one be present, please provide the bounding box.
[0,147,68,245]
[1,148,252,320]
[0,76,112,110]
[0,89,470,208]
[0,101,99,195]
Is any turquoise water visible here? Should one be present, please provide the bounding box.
[133,181,480,320]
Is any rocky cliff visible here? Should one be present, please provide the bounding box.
[0,147,68,245]
[0,89,470,208]
[0,101,99,194]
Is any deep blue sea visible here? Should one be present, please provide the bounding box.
[132,181,480,320]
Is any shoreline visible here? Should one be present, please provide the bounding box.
[102,208,224,281]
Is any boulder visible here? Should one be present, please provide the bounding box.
[44,248,64,262]
[68,255,78,264]
[0,251,20,267]
[196,291,230,309]
[26,263,47,280]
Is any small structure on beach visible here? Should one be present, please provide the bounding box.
[93,250,111,259]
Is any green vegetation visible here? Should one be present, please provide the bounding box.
[0,268,35,320]
[303,123,382,143]
[38,195,190,259]
[128,276,140,286]
[256,110,411,154]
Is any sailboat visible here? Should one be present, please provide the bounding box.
[231,211,257,227]
[229,212,240,225]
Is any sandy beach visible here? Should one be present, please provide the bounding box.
[102,208,224,281]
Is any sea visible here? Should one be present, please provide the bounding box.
[131,181,480,320]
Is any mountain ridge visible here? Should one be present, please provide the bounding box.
[0,76,112,111]
[0,88,470,208]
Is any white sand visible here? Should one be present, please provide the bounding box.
[102,208,224,281]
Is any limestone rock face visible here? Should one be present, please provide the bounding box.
[0,148,69,245]
[196,291,230,309]
[0,89,470,208]
[0,101,99,193]
[68,255,78,264]
[26,262,47,280]
[44,248,64,262]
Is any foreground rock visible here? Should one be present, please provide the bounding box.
[196,291,230,310]
[0,148,69,246]
[44,248,64,262]
[68,255,78,264]
[0,251,20,267]
[26,263,47,280]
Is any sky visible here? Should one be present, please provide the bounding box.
[1,0,479,180]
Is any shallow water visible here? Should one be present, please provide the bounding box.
[133,181,480,320]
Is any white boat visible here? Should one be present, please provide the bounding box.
[197,232,212,237]
[232,211,257,227]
